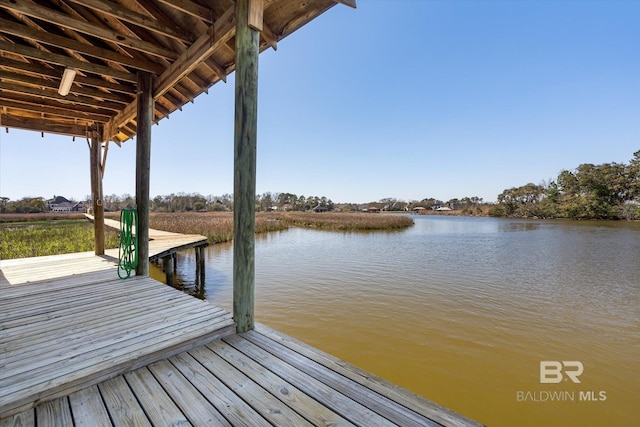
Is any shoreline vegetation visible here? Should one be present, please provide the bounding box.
[0,212,414,260]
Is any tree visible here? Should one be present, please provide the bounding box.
[0,197,8,213]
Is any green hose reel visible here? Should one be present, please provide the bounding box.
[118,209,138,279]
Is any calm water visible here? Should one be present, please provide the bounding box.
[158,216,640,427]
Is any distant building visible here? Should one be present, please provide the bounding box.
[51,202,74,212]
[47,195,86,212]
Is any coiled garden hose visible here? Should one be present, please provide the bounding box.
[118,209,138,279]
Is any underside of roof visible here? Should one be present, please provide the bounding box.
[0,0,354,144]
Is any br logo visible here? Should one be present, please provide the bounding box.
[540,361,584,383]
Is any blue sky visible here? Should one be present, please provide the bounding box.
[1,0,639,204]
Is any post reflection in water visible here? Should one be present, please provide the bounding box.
[161,216,640,427]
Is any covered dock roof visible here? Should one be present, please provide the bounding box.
[0,0,354,143]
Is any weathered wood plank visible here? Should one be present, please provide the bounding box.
[206,340,354,427]
[1,299,224,366]
[188,345,315,427]
[98,376,151,426]
[124,368,191,427]
[244,330,440,427]
[169,352,272,427]
[0,251,236,419]
[2,311,233,394]
[0,409,34,427]
[147,360,231,426]
[254,324,483,427]
[0,317,235,417]
[223,335,396,426]
[35,398,73,427]
[68,385,112,427]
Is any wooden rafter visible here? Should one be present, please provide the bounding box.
[0,0,354,143]
[0,0,178,60]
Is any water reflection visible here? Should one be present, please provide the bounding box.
[150,258,207,299]
[498,220,541,232]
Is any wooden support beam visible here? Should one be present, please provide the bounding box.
[104,6,236,141]
[248,0,263,32]
[0,97,111,123]
[195,246,206,295]
[135,72,153,276]
[90,127,105,255]
[233,0,260,333]
[261,23,278,51]
[0,70,133,104]
[0,81,124,112]
[0,114,89,137]
[0,0,178,60]
[0,18,164,73]
[0,40,136,83]
[163,256,174,286]
[156,0,214,23]
[64,0,195,43]
[101,141,109,178]
[154,6,235,98]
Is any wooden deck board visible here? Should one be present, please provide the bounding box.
[0,253,235,419]
[123,368,192,427]
[1,324,483,426]
[222,334,398,427]
[204,339,354,426]
[68,386,112,427]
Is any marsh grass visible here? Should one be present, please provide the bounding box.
[145,212,289,243]
[1,211,413,259]
[265,212,414,231]
[145,211,413,241]
[1,219,119,260]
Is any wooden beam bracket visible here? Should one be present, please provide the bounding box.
[248,0,263,32]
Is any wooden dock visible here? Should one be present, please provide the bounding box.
[0,252,235,419]
[1,251,482,426]
[89,214,208,285]
[87,215,209,262]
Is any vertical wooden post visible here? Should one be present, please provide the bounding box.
[89,127,105,255]
[195,246,200,282]
[163,256,174,286]
[195,245,206,289]
[136,72,153,276]
[233,0,260,333]
[173,253,177,275]
[198,246,205,287]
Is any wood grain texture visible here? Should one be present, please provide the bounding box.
[68,386,112,427]
[233,0,260,333]
[0,253,234,418]
[135,71,153,276]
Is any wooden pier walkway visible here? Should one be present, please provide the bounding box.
[1,250,481,426]
[87,214,209,262]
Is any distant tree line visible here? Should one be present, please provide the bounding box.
[0,196,47,213]
[4,151,638,220]
[490,151,640,220]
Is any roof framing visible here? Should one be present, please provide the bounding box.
[0,0,354,143]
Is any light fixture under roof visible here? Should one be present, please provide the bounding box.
[58,68,76,96]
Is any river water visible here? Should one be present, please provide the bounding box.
[158,215,640,427]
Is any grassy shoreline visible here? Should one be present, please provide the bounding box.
[2,212,413,259]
